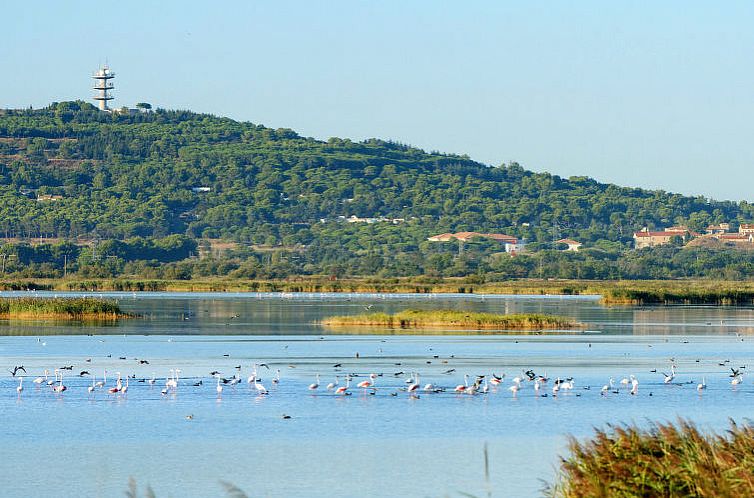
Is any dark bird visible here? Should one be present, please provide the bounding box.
[259,363,270,369]
[9,365,26,376]
[223,354,230,357]
[210,370,221,376]
[444,369,456,374]
[730,368,742,378]
[234,365,241,370]
[79,371,90,377]
[333,363,343,368]
[281,414,292,419]
[60,365,73,370]
[118,357,127,360]
[139,360,149,365]
[524,370,536,381]
[193,381,203,386]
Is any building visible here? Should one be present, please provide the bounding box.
[556,238,582,251]
[706,223,731,234]
[427,232,522,252]
[633,228,689,249]
[739,224,754,235]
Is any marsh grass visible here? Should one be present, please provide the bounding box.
[322,309,578,330]
[0,297,128,319]
[545,419,754,498]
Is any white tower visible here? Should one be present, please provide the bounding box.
[92,65,115,111]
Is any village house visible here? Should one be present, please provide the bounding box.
[556,238,582,251]
[739,223,754,235]
[633,227,690,249]
[427,232,523,253]
[706,223,730,234]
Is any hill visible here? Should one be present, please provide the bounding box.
[0,101,753,280]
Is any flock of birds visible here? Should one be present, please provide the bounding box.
[7,358,749,400]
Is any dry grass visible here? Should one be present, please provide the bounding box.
[0,297,127,319]
[321,309,579,330]
[545,419,754,498]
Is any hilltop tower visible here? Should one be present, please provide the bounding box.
[92,65,115,111]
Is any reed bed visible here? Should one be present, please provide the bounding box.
[0,297,127,319]
[601,287,754,305]
[545,419,754,498]
[321,309,578,330]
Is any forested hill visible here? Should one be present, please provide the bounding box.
[0,100,751,279]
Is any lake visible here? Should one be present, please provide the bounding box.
[1,291,753,498]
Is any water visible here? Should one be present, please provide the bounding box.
[1,292,754,497]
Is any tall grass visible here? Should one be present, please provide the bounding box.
[0,297,125,319]
[545,419,754,498]
[322,309,578,330]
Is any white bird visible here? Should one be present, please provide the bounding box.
[216,377,223,395]
[663,365,676,384]
[88,378,96,394]
[16,377,23,394]
[120,378,129,395]
[731,374,743,386]
[148,373,156,386]
[95,370,106,389]
[33,369,48,385]
[309,374,320,390]
[697,377,706,391]
[254,379,268,395]
[454,374,470,393]
[326,377,338,390]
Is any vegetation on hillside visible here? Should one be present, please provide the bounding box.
[545,419,754,498]
[1,101,754,280]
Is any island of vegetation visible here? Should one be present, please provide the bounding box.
[321,309,579,331]
[545,419,754,498]
[0,297,128,319]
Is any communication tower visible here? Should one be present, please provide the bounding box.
[92,65,115,111]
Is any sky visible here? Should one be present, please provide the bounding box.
[3,1,754,201]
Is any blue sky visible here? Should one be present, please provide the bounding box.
[4,1,753,201]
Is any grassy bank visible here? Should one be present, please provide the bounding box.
[545,419,754,498]
[0,297,128,320]
[4,277,754,304]
[601,286,754,305]
[321,309,579,330]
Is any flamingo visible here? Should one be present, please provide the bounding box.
[309,374,320,390]
[489,373,504,386]
[358,373,377,389]
[454,374,470,393]
[247,364,258,384]
[663,365,676,384]
[335,376,350,395]
[272,369,281,385]
[552,379,560,395]
[534,379,541,393]
[120,378,129,395]
[254,378,268,395]
[95,370,106,389]
[697,377,706,391]
[731,374,743,386]
[481,379,489,394]
[115,372,123,391]
[630,376,639,395]
[326,377,338,390]
[216,377,223,395]
[33,369,48,385]
[508,383,519,395]
[16,377,23,394]
[148,373,156,386]
[48,369,58,387]
[601,377,614,395]
[407,373,420,393]
[88,378,96,394]
[53,373,66,393]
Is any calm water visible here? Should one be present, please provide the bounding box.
[1,292,754,498]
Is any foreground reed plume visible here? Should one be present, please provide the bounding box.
[545,419,754,498]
